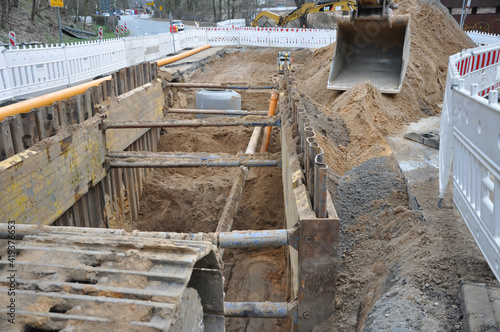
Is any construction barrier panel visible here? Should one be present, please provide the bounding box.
[0,28,335,104]
[440,41,500,282]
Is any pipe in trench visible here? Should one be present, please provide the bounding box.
[0,45,212,122]
[260,93,279,153]
[224,302,295,318]
[156,44,211,67]
[0,76,112,121]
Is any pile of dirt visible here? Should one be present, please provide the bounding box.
[296,0,475,176]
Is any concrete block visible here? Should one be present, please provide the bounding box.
[459,282,498,332]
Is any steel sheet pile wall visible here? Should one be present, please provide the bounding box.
[0,62,162,229]
[440,42,500,281]
[280,70,340,329]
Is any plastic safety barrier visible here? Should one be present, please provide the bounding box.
[466,30,500,46]
[0,27,335,104]
[440,41,500,281]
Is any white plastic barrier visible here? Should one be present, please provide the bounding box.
[3,44,68,98]
[440,42,500,281]
[0,27,334,103]
[65,39,127,85]
[466,30,500,46]
[0,52,14,101]
[206,27,336,48]
[217,19,246,28]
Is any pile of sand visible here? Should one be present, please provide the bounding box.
[296,0,475,174]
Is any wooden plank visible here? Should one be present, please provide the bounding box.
[0,117,106,225]
[105,80,114,99]
[8,115,23,154]
[0,120,15,162]
[137,64,144,87]
[0,118,104,190]
[111,168,125,229]
[21,111,40,149]
[123,168,137,221]
[42,105,59,139]
[112,72,119,97]
[83,90,93,121]
[134,65,141,89]
[125,67,133,91]
[73,95,84,124]
[101,79,108,100]
[104,80,164,152]
[34,107,46,140]
[102,172,113,228]
[53,101,65,127]
[143,63,149,84]
[151,62,158,80]
[118,68,127,95]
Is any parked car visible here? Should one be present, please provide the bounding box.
[172,20,184,31]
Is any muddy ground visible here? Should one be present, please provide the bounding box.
[132,0,500,331]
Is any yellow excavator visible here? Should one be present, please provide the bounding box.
[328,0,411,93]
[251,1,356,27]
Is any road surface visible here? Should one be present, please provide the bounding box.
[120,15,192,36]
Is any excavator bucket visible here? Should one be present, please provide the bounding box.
[327,15,411,94]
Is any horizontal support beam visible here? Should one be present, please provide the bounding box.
[102,117,280,129]
[106,156,281,168]
[106,151,275,160]
[165,108,268,116]
[219,229,288,248]
[163,82,278,90]
[224,302,296,319]
[0,224,296,249]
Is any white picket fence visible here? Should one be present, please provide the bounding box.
[466,30,500,46]
[0,27,336,103]
[439,42,500,281]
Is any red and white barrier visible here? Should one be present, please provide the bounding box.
[98,27,103,41]
[115,25,119,37]
[9,31,15,48]
[120,25,124,36]
[124,22,128,32]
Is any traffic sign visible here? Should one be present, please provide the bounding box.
[146,2,154,5]
[159,6,162,10]
[50,0,64,8]
[9,31,15,48]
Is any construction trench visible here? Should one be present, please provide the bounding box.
[2,1,500,331]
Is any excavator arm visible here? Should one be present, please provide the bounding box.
[251,1,356,28]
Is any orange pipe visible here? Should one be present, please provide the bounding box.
[156,44,212,67]
[260,93,279,153]
[0,76,111,121]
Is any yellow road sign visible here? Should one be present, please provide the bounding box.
[146,2,154,5]
[50,0,64,7]
[159,6,162,10]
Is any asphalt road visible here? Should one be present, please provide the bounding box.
[120,15,192,36]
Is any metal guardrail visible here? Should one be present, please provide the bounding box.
[439,42,500,282]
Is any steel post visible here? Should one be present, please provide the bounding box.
[297,218,339,330]
[102,117,280,129]
[166,108,268,116]
[314,152,328,218]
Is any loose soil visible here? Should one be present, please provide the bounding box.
[132,0,499,331]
